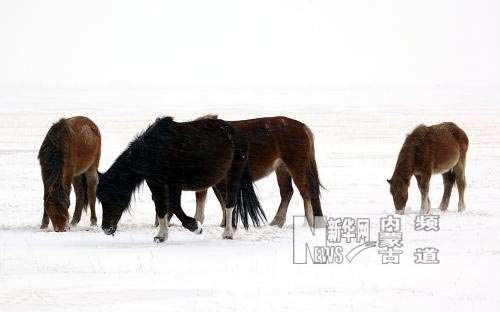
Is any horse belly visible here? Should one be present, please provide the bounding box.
[253,158,283,180]
[432,151,460,174]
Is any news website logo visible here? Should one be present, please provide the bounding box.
[293,215,440,264]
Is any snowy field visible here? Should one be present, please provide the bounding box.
[1,0,500,311]
[0,87,499,312]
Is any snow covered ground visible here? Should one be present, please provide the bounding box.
[0,86,499,311]
[1,1,500,311]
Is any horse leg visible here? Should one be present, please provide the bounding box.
[86,170,98,226]
[70,175,85,226]
[40,209,50,229]
[152,185,172,227]
[213,183,227,227]
[194,190,207,224]
[222,182,239,240]
[154,215,159,227]
[415,174,431,214]
[454,162,466,212]
[147,180,170,242]
[270,164,293,228]
[167,184,202,234]
[439,170,456,212]
[221,160,245,239]
[287,167,315,228]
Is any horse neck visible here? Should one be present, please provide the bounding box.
[392,143,414,182]
[105,152,146,195]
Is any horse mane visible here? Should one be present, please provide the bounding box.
[97,117,175,211]
[391,124,429,184]
[407,124,428,141]
[38,118,71,217]
[195,114,218,121]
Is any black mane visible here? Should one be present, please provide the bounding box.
[96,117,174,211]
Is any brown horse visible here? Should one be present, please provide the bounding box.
[38,116,101,231]
[388,122,468,214]
[191,115,323,228]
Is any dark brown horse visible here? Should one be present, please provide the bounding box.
[38,116,101,231]
[388,122,468,214]
[191,115,323,228]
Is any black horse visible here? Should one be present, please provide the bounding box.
[96,117,266,242]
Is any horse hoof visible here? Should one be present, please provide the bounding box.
[154,236,165,243]
[395,210,404,215]
[223,234,233,240]
[40,224,48,230]
[270,218,285,228]
[194,222,203,235]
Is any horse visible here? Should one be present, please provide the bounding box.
[38,116,101,232]
[96,116,266,242]
[187,115,324,228]
[388,122,469,214]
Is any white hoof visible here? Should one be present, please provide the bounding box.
[194,222,203,235]
[154,236,166,243]
[222,230,234,240]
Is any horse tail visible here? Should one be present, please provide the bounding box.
[235,163,267,229]
[38,118,71,219]
[304,125,324,217]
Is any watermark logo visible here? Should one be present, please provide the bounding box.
[378,215,403,264]
[293,215,441,265]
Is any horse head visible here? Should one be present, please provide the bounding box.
[388,177,409,214]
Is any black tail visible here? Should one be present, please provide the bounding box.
[235,164,267,229]
[80,174,89,213]
[304,125,324,217]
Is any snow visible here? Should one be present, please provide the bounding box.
[1,1,500,311]
[1,90,499,311]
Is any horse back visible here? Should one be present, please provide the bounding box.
[412,122,468,174]
[165,119,243,190]
[230,116,312,180]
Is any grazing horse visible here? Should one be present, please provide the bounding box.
[189,115,323,228]
[388,122,469,214]
[38,116,101,231]
[96,117,266,242]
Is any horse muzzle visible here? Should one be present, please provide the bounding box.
[102,225,116,236]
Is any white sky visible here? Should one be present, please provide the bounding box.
[0,0,499,88]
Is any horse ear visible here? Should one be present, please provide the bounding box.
[387,179,392,185]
